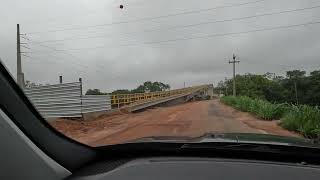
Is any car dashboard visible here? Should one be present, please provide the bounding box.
[69,157,320,180]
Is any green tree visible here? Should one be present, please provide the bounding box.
[111,89,131,94]
[131,85,146,93]
[214,80,227,95]
[216,69,320,106]
[111,81,171,94]
[85,89,105,95]
[131,81,170,93]
[25,80,44,88]
[284,70,306,104]
[222,74,271,99]
[304,70,320,106]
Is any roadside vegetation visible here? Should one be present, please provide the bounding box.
[216,69,320,138]
[215,70,320,106]
[220,96,320,138]
[220,96,287,120]
[281,105,320,138]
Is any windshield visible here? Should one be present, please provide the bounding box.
[1,0,319,147]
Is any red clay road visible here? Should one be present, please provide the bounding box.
[51,99,299,147]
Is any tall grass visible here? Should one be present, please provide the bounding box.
[281,105,320,138]
[220,96,286,120]
[220,96,320,138]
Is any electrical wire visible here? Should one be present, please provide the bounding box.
[51,20,320,51]
[21,45,31,49]
[27,39,119,74]
[27,55,87,74]
[26,0,266,34]
[35,4,320,44]
[26,40,97,70]
[23,8,102,26]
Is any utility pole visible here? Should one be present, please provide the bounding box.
[184,82,186,88]
[59,76,63,84]
[229,54,240,96]
[16,24,24,88]
[79,78,83,96]
[224,77,228,96]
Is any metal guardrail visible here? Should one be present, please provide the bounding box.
[111,85,210,108]
[24,82,112,119]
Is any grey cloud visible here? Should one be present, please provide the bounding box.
[1,0,320,92]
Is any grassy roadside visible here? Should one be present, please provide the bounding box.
[220,96,320,138]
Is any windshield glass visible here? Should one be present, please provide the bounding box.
[1,0,319,147]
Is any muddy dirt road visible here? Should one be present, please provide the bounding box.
[51,99,299,147]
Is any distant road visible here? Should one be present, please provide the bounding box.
[51,99,299,147]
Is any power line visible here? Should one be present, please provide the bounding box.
[26,39,98,70]
[20,36,30,41]
[24,55,87,77]
[35,4,320,44]
[21,54,31,58]
[28,52,121,78]
[30,40,95,68]
[26,49,109,76]
[28,40,88,66]
[27,39,119,75]
[23,9,102,26]
[241,59,303,68]
[52,20,320,51]
[21,45,31,49]
[26,54,87,74]
[26,0,266,34]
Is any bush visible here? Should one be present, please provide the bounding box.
[220,96,286,120]
[281,105,320,138]
[253,100,287,120]
[220,96,237,106]
[221,96,320,138]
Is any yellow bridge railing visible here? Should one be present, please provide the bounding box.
[111,85,209,108]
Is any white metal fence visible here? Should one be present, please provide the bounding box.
[81,95,111,114]
[24,82,111,119]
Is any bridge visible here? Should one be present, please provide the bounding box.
[24,82,214,120]
[111,84,213,112]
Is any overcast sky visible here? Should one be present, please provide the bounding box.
[1,0,320,92]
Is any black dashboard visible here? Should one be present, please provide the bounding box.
[69,157,320,180]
